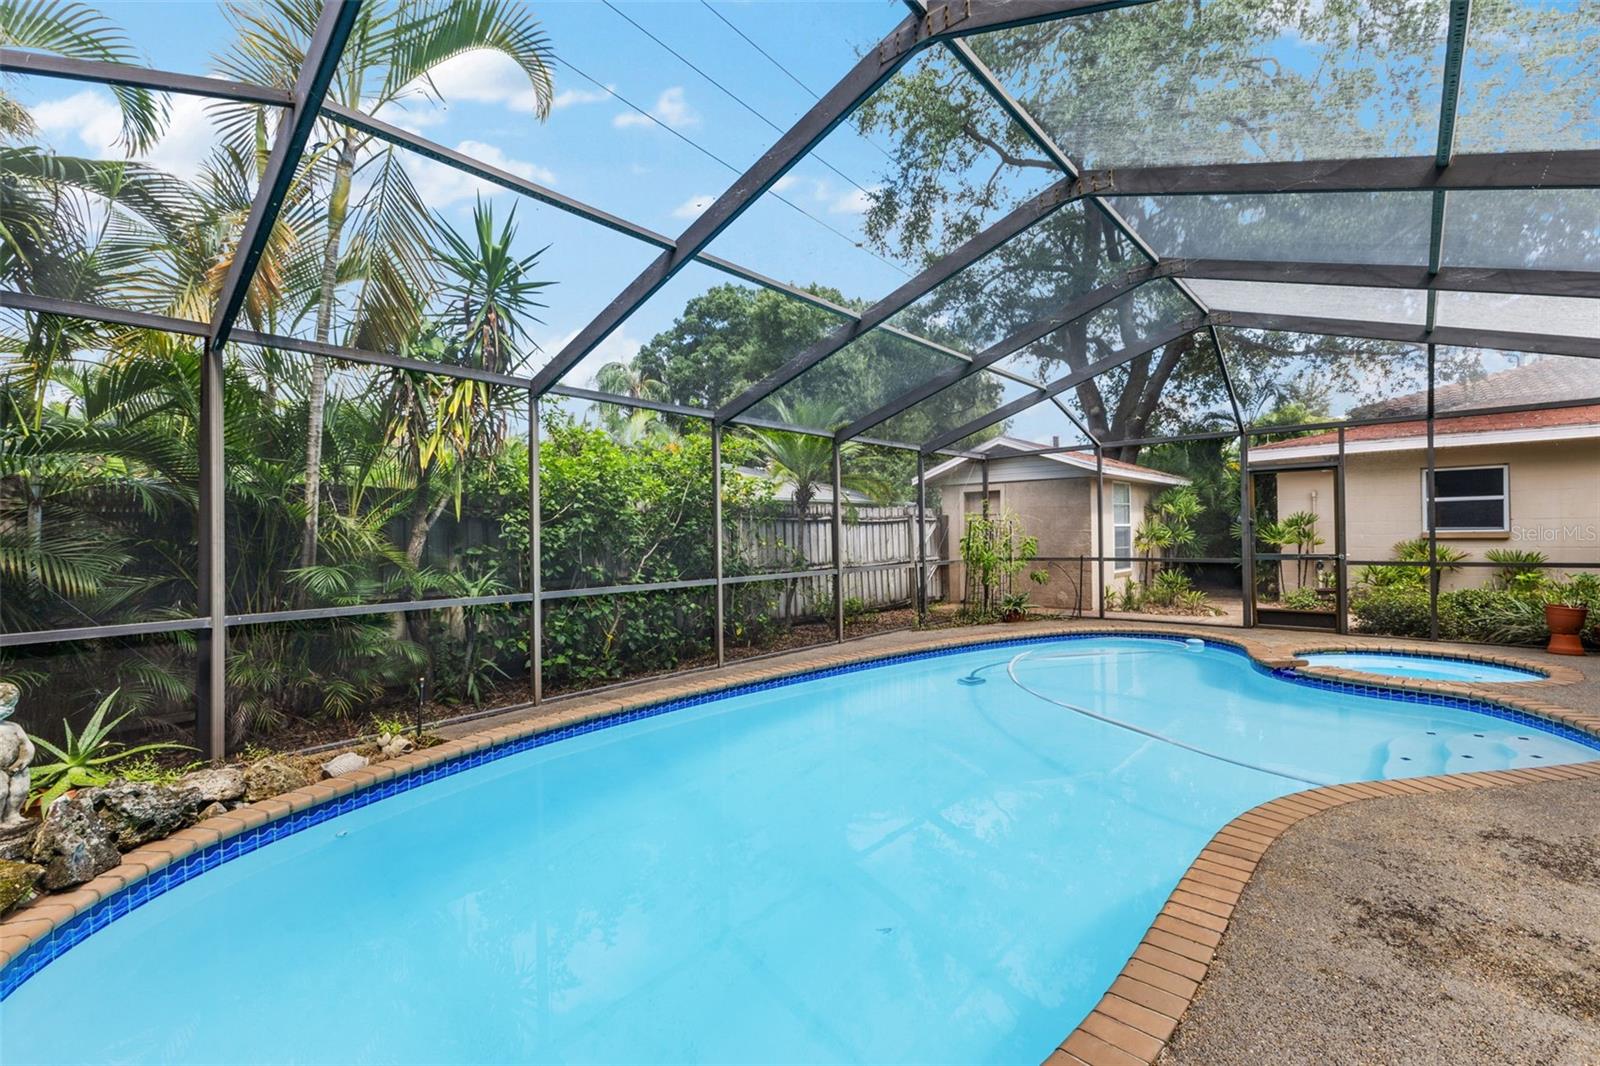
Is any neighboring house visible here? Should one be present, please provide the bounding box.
[924,436,1190,608]
[1250,359,1600,589]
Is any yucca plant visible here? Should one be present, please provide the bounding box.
[27,689,191,811]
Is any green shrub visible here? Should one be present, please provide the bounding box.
[1281,588,1322,610]
[1350,585,1432,637]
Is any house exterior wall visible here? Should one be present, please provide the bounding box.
[931,467,1167,609]
[1269,437,1600,590]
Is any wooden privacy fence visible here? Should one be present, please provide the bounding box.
[731,504,942,616]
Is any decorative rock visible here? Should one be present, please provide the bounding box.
[83,781,203,851]
[175,766,247,804]
[0,817,39,862]
[243,757,312,802]
[29,796,120,890]
[197,801,228,821]
[0,858,44,917]
[320,752,368,779]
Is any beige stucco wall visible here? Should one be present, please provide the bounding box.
[1270,438,1600,591]
[932,469,1165,608]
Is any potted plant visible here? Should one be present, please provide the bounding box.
[999,592,1031,623]
[1543,595,1590,656]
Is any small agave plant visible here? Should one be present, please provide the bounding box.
[28,690,190,811]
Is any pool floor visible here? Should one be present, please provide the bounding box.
[1297,651,1545,683]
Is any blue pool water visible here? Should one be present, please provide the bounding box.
[3,637,1595,1065]
[1297,651,1545,683]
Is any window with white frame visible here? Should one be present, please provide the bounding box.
[1112,483,1133,569]
[1421,465,1509,532]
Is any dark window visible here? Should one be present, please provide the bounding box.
[1423,466,1508,531]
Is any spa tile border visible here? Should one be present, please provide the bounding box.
[2,621,1597,1005]
[1046,758,1600,1066]
[1287,639,1584,688]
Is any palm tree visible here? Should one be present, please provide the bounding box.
[745,399,890,519]
[215,0,558,584]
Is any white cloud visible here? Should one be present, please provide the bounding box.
[829,186,879,215]
[613,86,699,130]
[552,85,613,110]
[671,193,715,219]
[540,326,645,392]
[32,88,217,180]
[408,139,557,209]
[417,50,545,114]
[771,174,800,193]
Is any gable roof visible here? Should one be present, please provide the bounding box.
[925,436,1189,487]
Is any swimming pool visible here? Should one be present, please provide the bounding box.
[4,636,1595,1064]
[1297,651,1546,683]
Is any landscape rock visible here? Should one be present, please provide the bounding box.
[84,781,204,850]
[0,859,43,917]
[243,757,312,802]
[320,752,368,779]
[197,801,228,821]
[29,796,120,890]
[0,817,39,862]
[175,766,247,804]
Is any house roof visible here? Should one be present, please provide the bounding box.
[924,436,1190,487]
[1351,357,1600,420]
[1252,359,1600,460]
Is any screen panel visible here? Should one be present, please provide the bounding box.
[224,343,529,614]
[3,73,275,322]
[1440,189,1600,271]
[1452,0,1600,156]
[1,308,199,635]
[1104,192,1434,266]
[1223,329,1429,425]
[969,0,1449,168]
[696,44,1059,301]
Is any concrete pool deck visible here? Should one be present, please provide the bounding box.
[4,619,1597,1061]
[1155,775,1600,1066]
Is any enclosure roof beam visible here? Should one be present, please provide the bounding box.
[0,48,293,106]
[1076,148,1600,197]
[528,0,1165,400]
[922,317,1207,453]
[1162,259,1600,299]
[833,268,1158,443]
[206,1,360,349]
[716,176,1081,423]
[1216,310,1600,360]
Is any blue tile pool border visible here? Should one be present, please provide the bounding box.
[3,628,1596,1000]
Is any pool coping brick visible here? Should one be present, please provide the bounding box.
[1,620,1597,1051]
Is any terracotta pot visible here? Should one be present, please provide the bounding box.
[1002,608,1027,623]
[1544,603,1589,656]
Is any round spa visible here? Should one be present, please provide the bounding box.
[1295,651,1546,684]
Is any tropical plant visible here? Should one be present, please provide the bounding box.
[213,0,557,582]
[745,399,893,518]
[1485,547,1548,593]
[958,508,1043,619]
[27,690,191,810]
